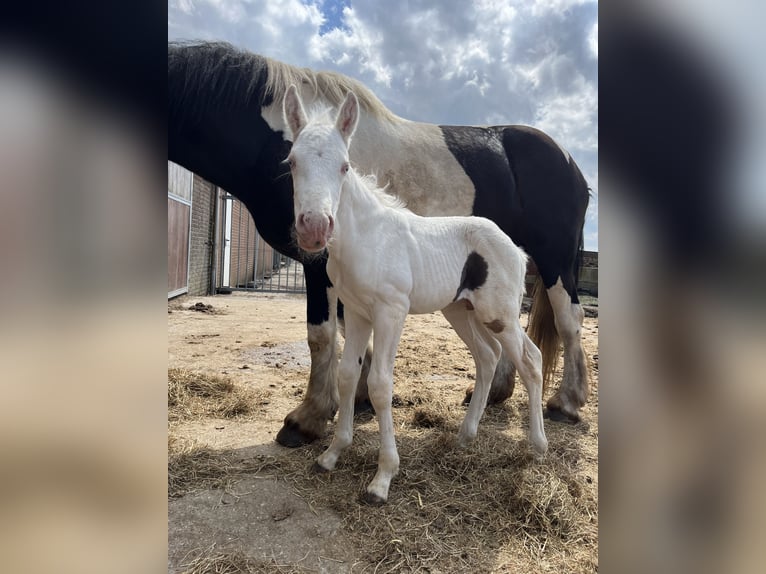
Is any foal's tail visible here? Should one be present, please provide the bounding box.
[527,277,559,395]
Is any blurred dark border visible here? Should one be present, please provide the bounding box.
[600,2,766,573]
[2,2,765,573]
[0,2,165,134]
[0,3,168,573]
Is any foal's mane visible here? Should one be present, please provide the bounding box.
[168,41,397,125]
[348,170,410,212]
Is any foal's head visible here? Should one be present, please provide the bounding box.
[283,84,360,252]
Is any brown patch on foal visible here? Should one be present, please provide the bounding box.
[484,319,505,333]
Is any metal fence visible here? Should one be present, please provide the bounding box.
[216,193,306,294]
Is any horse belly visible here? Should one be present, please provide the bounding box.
[400,228,466,314]
[407,281,456,315]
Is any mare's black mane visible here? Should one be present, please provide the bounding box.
[168,41,269,126]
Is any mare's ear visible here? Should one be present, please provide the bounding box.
[283,85,307,141]
[336,91,359,145]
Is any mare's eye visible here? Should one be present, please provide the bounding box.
[286,157,295,169]
[341,162,350,174]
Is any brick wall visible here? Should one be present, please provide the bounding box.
[188,176,216,296]
[228,199,257,287]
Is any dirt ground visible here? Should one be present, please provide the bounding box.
[168,292,598,573]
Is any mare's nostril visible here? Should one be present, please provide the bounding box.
[327,215,335,233]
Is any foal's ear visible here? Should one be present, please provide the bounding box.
[283,84,308,140]
[336,91,359,145]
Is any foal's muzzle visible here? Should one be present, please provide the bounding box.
[295,211,334,252]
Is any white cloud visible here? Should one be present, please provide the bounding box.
[530,0,594,17]
[168,0,598,246]
[309,7,393,86]
[207,0,246,23]
[169,0,196,15]
[534,77,598,153]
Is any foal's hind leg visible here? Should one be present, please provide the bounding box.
[494,325,548,456]
[545,278,589,423]
[442,303,502,447]
[315,309,373,472]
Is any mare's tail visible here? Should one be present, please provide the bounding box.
[527,276,560,395]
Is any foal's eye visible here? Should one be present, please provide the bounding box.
[341,162,350,174]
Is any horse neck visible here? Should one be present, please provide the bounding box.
[351,114,407,155]
[333,170,393,248]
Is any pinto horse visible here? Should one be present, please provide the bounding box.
[168,42,590,447]
[284,85,547,503]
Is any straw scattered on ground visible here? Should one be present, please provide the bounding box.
[179,545,310,574]
[169,370,597,572]
[168,368,268,423]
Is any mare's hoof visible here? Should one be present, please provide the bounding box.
[311,462,330,474]
[275,420,320,448]
[361,491,387,506]
[354,398,375,416]
[463,386,512,406]
[543,406,581,424]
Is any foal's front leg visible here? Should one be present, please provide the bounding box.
[315,309,373,472]
[363,307,407,505]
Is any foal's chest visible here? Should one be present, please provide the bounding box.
[327,253,409,317]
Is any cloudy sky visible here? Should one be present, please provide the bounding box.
[169,0,599,250]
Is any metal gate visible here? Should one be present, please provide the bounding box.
[215,193,306,294]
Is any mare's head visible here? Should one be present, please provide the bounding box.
[283,85,360,253]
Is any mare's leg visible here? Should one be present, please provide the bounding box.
[545,277,589,423]
[363,307,407,505]
[315,309,373,472]
[463,353,517,407]
[442,303,502,447]
[488,354,517,403]
[494,325,548,456]
[276,263,338,447]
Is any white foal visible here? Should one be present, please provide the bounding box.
[283,85,547,504]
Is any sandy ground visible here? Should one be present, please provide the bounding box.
[168,292,598,573]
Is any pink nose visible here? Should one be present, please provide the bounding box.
[295,211,334,251]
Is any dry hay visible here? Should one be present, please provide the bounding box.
[168,368,267,422]
[169,378,597,572]
[180,545,309,574]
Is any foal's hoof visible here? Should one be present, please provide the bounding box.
[275,420,320,448]
[361,491,387,506]
[311,462,330,474]
[543,406,581,424]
